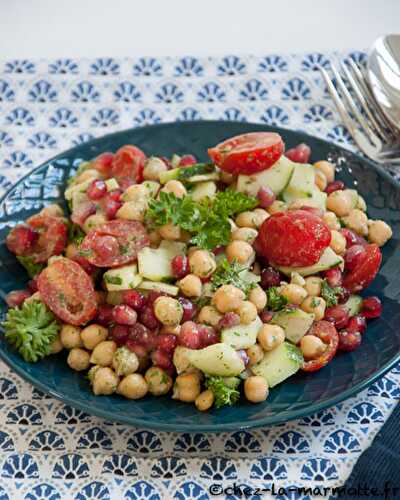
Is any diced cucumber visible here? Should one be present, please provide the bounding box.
[71,191,90,211]
[221,316,262,350]
[271,308,314,344]
[142,181,160,197]
[342,294,363,316]
[186,172,220,183]
[158,240,186,255]
[105,178,119,191]
[103,264,142,291]
[278,247,344,277]
[292,189,327,211]
[171,154,181,168]
[236,155,295,196]
[138,242,184,282]
[238,269,261,285]
[159,163,216,184]
[139,281,179,296]
[191,181,217,202]
[252,341,304,387]
[188,343,245,376]
[282,164,315,203]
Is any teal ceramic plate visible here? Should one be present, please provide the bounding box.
[0,121,399,432]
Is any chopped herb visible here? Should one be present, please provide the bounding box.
[211,258,256,296]
[16,255,45,279]
[160,372,169,385]
[119,244,129,255]
[266,287,288,311]
[205,376,240,408]
[321,279,343,307]
[193,296,211,308]
[68,223,86,245]
[311,297,319,308]
[104,275,123,285]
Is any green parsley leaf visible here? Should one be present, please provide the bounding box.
[211,258,256,296]
[321,279,343,307]
[68,223,86,246]
[266,287,288,311]
[205,375,240,408]
[16,255,45,279]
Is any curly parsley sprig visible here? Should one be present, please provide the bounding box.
[211,258,256,296]
[205,376,240,408]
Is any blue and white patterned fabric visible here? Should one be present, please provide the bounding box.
[0,53,399,499]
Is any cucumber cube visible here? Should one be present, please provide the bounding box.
[221,316,262,350]
[103,264,142,291]
[271,308,314,344]
[188,343,245,376]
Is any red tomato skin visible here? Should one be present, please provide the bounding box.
[208,132,284,175]
[92,152,114,175]
[258,209,331,267]
[302,320,339,372]
[6,225,38,256]
[37,258,97,325]
[111,145,146,184]
[80,220,150,267]
[343,244,382,293]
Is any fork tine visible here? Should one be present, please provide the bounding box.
[330,64,381,147]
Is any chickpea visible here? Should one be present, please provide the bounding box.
[315,170,327,191]
[143,157,168,181]
[154,296,183,326]
[187,246,200,258]
[326,190,353,217]
[301,296,326,320]
[198,305,222,327]
[248,285,267,312]
[145,366,173,396]
[280,284,307,305]
[117,373,148,399]
[92,367,119,395]
[252,208,269,228]
[231,228,258,245]
[83,213,107,233]
[290,272,305,287]
[116,201,146,222]
[173,346,194,374]
[161,180,187,198]
[357,195,367,212]
[229,218,238,232]
[258,324,285,351]
[267,200,287,214]
[323,211,341,231]
[314,160,335,183]
[160,324,181,336]
[75,168,101,184]
[60,324,82,349]
[212,284,245,313]
[148,230,162,247]
[235,211,257,229]
[300,335,326,360]
[90,340,117,366]
[244,376,269,403]
[112,346,139,376]
[50,335,63,354]
[368,220,393,247]
[330,230,346,255]
[226,240,255,266]
[342,209,368,236]
[81,324,108,350]
[195,389,215,411]
[158,222,181,240]
[189,250,216,278]
[236,301,258,325]
[172,373,201,403]
[122,184,149,203]
[40,203,64,218]
[178,274,202,298]
[67,348,90,371]
[65,243,78,260]
[246,344,264,366]
[304,277,322,297]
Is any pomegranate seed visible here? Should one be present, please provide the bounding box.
[87,179,107,200]
[151,349,173,370]
[261,267,281,289]
[97,304,114,325]
[337,287,351,304]
[179,154,197,167]
[92,152,114,174]
[104,199,122,219]
[110,324,130,345]
[122,290,146,311]
[138,329,158,352]
[139,306,161,330]
[112,305,138,325]
[237,349,249,367]
[322,268,343,288]
[178,297,197,322]
[71,201,96,226]
[212,245,226,256]
[338,330,362,351]
[285,143,311,163]
[156,334,177,352]
[344,245,366,271]
[28,278,38,293]
[171,255,189,279]
[325,180,345,194]
[325,305,350,329]
[126,340,147,358]
[5,289,31,308]
[218,312,240,330]
[108,189,122,202]
[198,324,219,347]
[340,228,367,248]
[260,310,274,323]
[257,186,276,208]
[362,296,382,319]
[347,315,367,334]
[129,322,149,340]
[179,321,201,349]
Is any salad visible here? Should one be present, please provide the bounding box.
[2,132,393,411]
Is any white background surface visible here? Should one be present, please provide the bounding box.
[1,0,399,57]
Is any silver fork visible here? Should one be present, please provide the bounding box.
[320,58,400,164]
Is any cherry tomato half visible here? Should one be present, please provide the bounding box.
[343,244,382,293]
[208,132,284,175]
[302,320,339,372]
[111,145,146,185]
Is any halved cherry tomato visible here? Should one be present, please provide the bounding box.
[80,220,150,267]
[302,320,339,372]
[208,132,284,175]
[37,258,97,325]
[258,209,331,267]
[111,145,146,185]
[92,152,114,176]
[343,244,382,293]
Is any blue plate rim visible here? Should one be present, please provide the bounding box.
[0,120,399,432]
